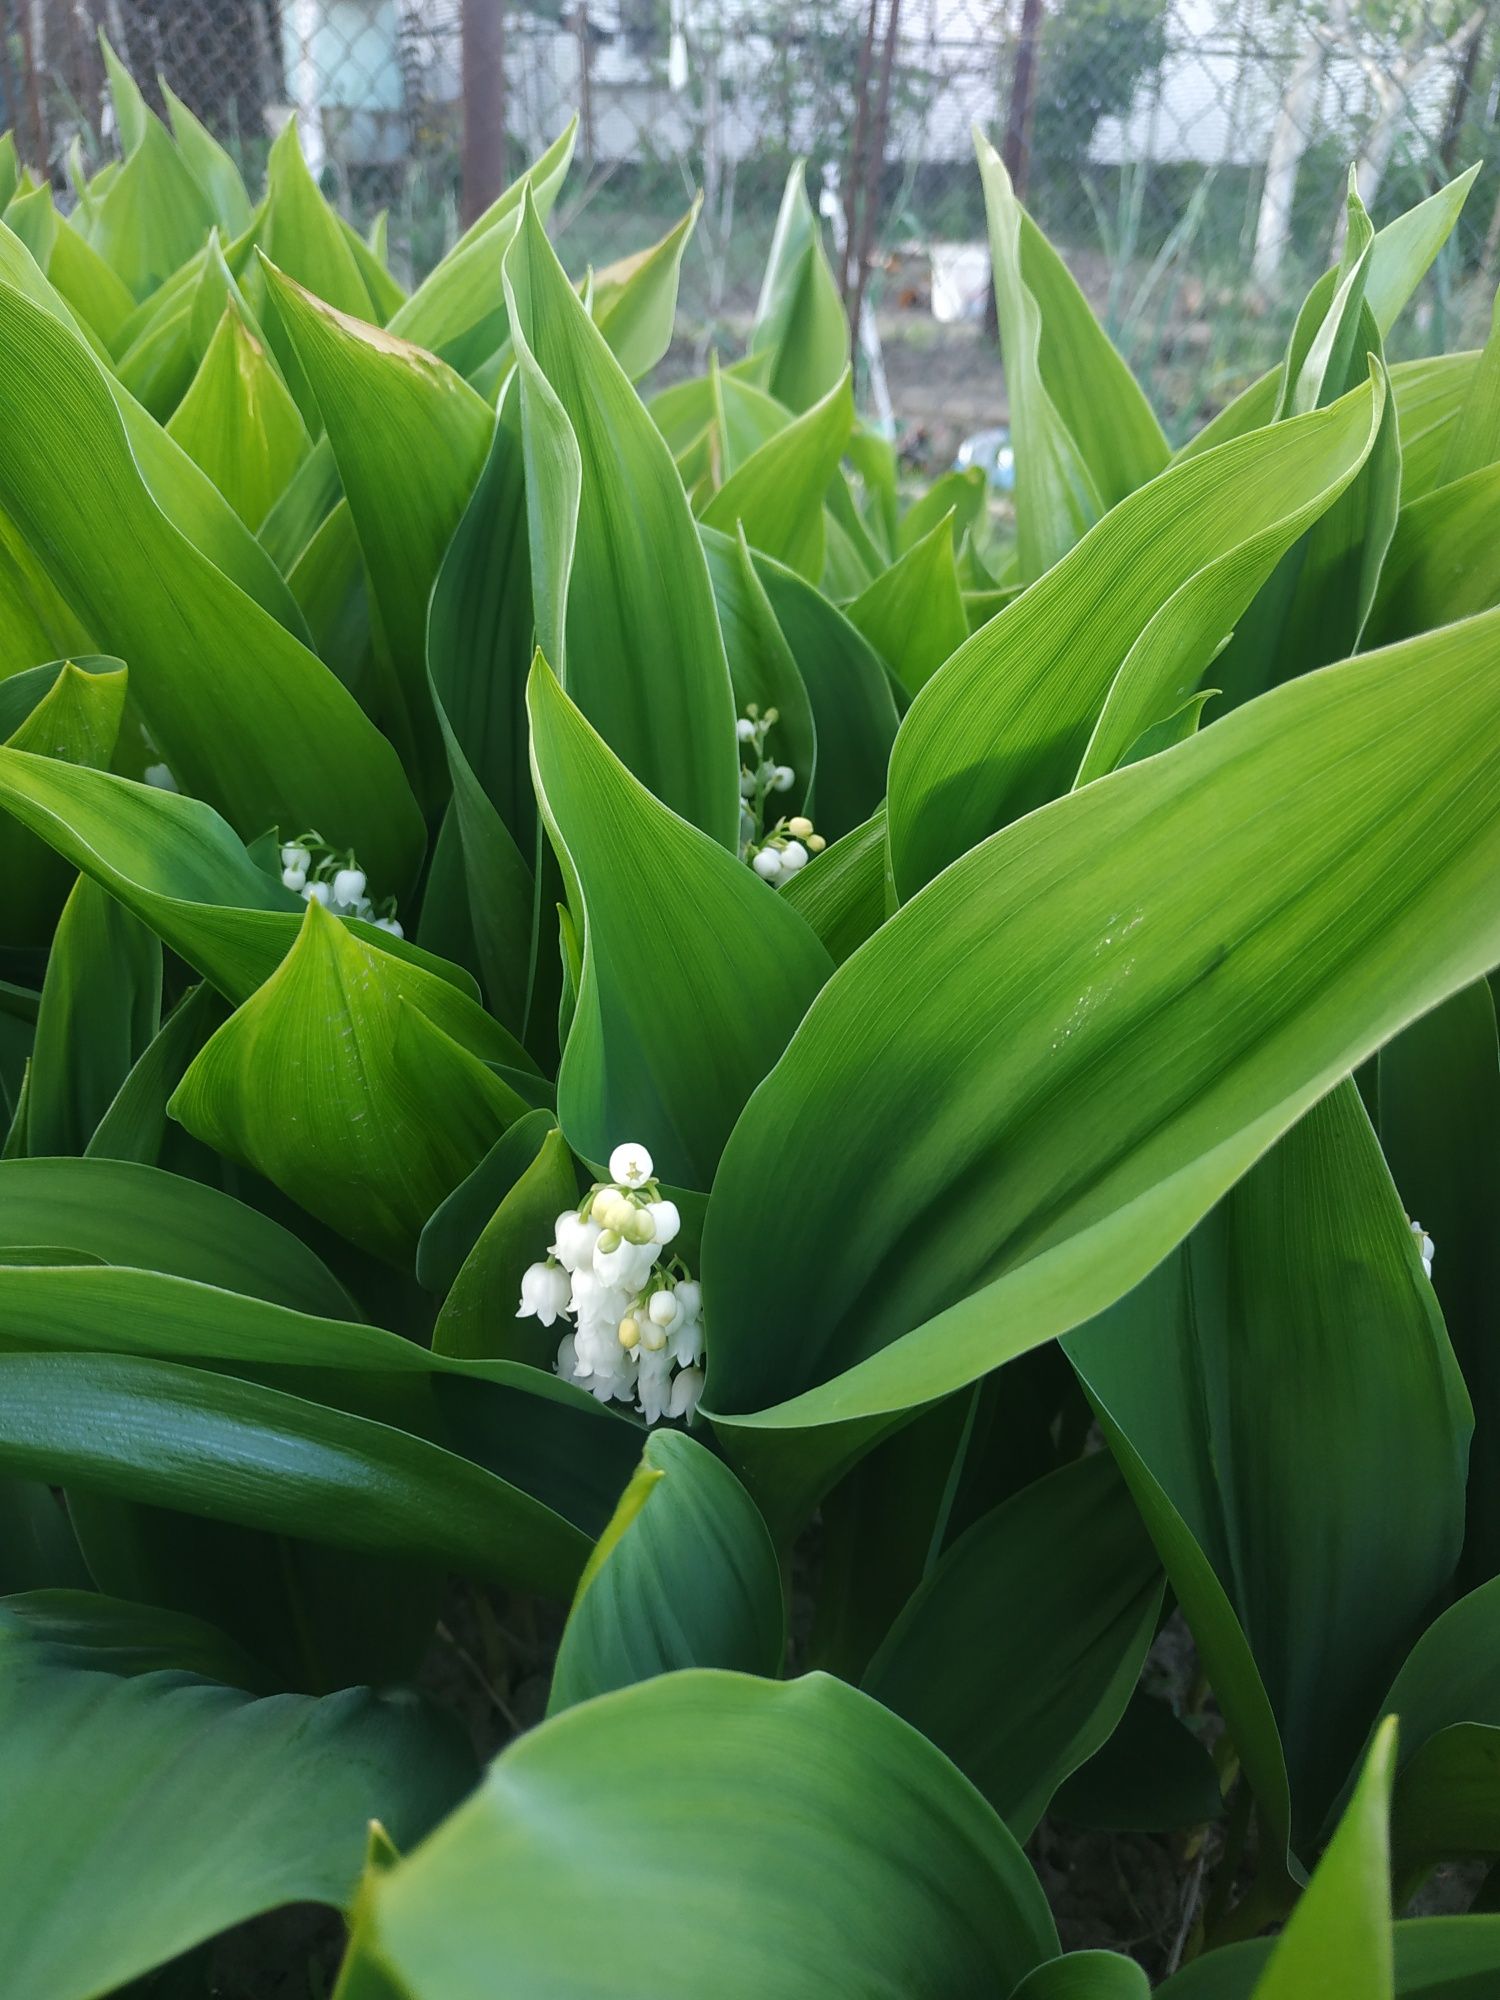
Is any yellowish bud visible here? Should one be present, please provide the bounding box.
[807,833,826,853]
[618,1317,641,1349]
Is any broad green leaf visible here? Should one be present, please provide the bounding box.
[1392,1725,1500,1871]
[750,545,899,840]
[748,160,849,415]
[0,749,520,1070]
[287,494,375,703]
[700,614,1500,1455]
[0,1348,597,1595]
[846,508,969,694]
[433,1123,579,1362]
[0,657,127,946]
[90,111,215,301]
[1365,462,1500,648]
[26,876,160,1156]
[256,118,383,321]
[1252,1718,1398,2000]
[1182,166,1480,461]
[161,77,254,235]
[779,806,888,965]
[1159,1917,1500,1999]
[0,1155,356,1315]
[425,389,542,1042]
[591,199,699,381]
[701,522,817,817]
[85,980,227,1172]
[0,221,310,636]
[99,31,149,154]
[977,134,1100,583]
[0,283,424,889]
[1053,1689,1222,1833]
[1393,350,1478,500]
[46,211,136,346]
[529,661,831,1187]
[418,1108,558,1298]
[1011,1957,1152,2000]
[702,367,854,581]
[389,119,576,376]
[1378,985,1500,1583]
[1068,1083,1468,1851]
[337,1670,1059,1999]
[888,372,1384,894]
[1437,287,1500,487]
[170,899,529,1260]
[166,303,310,529]
[864,1452,1162,1839]
[901,465,989,553]
[0,1589,474,2000]
[4,184,58,274]
[266,262,494,798]
[504,190,738,846]
[548,1430,783,1712]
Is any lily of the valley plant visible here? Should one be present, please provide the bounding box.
[0,42,1497,2000]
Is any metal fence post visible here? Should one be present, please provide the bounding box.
[461,0,507,225]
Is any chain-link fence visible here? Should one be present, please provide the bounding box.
[7,0,1498,455]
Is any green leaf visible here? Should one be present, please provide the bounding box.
[779,806,888,966]
[548,1430,783,1713]
[417,1108,558,1297]
[1068,1083,1468,1852]
[266,263,495,800]
[256,118,384,321]
[888,371,1384,894]
[863,1452,1162,1839]
[1377,984,1500,1583]
[0,1589,474,2000]
[749,545,899,840]
[700,612,1500,1454]
[1365,462,1500,649]
[504,192,739,845]
[0,1154,356,1315]
[0,657,127,947]
[337,1670,1059,1999]
[0,281,425,890]
[701,522,818,817]
[1010,1956,1153,2000]
[1392,1725,1500,1872]
[1158,1917,1500,1999]
[388,119,576,377]
[161,77,254,236]
[99,31,149,154]
[0,1347,598,1595]
[591,199,700,382]
[1053,1690,1223,1834]
[748,160,849,415]
[432,1123,579,1362]
[975,127,1166,581]
[702,367,854,581]
[846,508,969,695]
[26,878,160,1156]
[170,899,529,1261]
[165,303,310,529]
[89,110,215,301]
[46,211,136,346]
[1251,1718,1398,2000]
[528,661,831,1188]
[1181,166,1479,462]
[1437,287,1500,487]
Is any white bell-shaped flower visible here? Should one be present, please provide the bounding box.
[552,1210,601,1274]
[281,844,312,873]
[1410,1219,1436,1280]
[779,840,809,872]
[771,765,795,793]
[594,1235,656,1295]
[332,866,367,910]
[670,1313,704,1369]
[373,916,404,937]
[637,1345,675,1424]
[517,1260,571,1327]
[648,1199,681,1246]
[609,1141,654,1188]
[282,865,307,892]
[668,1366,705,1421]
[752,849,782,882]
[302,881,332,907]
[674,1280,703,1318]
[647,1288,680,1328]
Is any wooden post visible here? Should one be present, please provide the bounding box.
[461,0,508,226]
[1001,0,1043,195]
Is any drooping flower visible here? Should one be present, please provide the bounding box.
[1410,1219,1436,1280]
[609,1141,654,1188]
[668,1366,705,1421]
[517,1260,571,1327]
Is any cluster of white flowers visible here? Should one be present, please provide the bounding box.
[1410,1218,1436,1280]
[736,706,826,885]
[518,1142,705,1425]
[280,833,403,937]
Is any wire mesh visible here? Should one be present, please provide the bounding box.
[6,0,1497,451]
